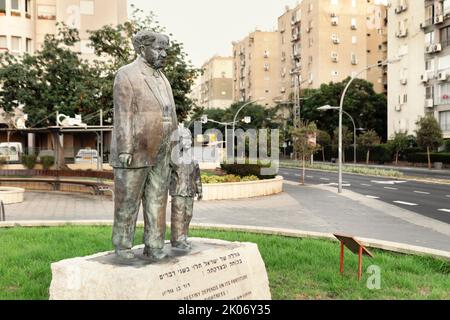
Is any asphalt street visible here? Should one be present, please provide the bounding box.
[279,167,450,225]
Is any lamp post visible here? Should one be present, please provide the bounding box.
[335,58,401,193]
[318,105,364,164]
[231,99,263,159]
[201,115,251,160]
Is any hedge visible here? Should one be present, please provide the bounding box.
[405,153,450,164]
[221,163,277,179]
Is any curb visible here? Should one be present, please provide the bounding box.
[1,220,448,261]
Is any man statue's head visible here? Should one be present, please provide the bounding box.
[133,31,170,70]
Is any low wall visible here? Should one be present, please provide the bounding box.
[202,176,284,201]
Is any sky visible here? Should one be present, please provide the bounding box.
[129,0,296,67]
[129,0,388,68]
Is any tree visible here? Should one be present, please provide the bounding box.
[358,130,381,164]
[415,115,444,169]
[291,121,319,185]
[388,131,409,165]
[0,25,102,126]
[88,6,201,122]
[332,126,353,163]
[316,130,331,162]
[300,78,387,141]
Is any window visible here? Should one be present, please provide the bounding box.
[444,0,450,16]
[425,86,434,100]
[37,5,56,20]
[26,38,32,53]
[0,36,7,50]
[426,59,435,71]
[438,83,450,104]
[440,111,450,131]
[25,0,31,15]
[11,0,19,11]
[11,36,21,52]
[0,0,5,14]
[441,27,450,48]
[425,31,435,45]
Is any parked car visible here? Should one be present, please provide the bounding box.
[0,142,23,162]
[75,149,99,164]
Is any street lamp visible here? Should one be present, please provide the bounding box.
[318,105,363,164]
[231,99,264,159]
[335,57,401,193]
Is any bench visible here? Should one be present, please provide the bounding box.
[0,178,113,196]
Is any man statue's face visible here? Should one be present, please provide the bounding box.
[141,35,169,70]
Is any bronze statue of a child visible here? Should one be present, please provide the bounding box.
[169,127,202,250]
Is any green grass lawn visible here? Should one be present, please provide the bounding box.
[0,226,449,300]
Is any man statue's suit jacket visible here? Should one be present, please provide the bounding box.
[110,57,178,169]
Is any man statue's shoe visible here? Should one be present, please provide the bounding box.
[143,247,167,260]
[172,241,192,251]
[115,249,135,260]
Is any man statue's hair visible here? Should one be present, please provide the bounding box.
[132,31,169,53]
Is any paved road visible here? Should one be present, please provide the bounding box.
[279,167,450,224]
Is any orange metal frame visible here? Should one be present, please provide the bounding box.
[339,241,364,281]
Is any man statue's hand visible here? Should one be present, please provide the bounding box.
[197,193,203,201]
[119,153,133,167]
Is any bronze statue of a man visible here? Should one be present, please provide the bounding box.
[110,31,178,260]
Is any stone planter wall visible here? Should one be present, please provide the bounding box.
[0,187,25,204]
[202,176,283,201]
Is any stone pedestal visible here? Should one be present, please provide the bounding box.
[49,238,271,300]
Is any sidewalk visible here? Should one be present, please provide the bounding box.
[3,183,450,252]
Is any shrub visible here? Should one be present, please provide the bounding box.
[200,174,260,184]
[371,144,393,164]
[221,163,277,179]
[21,154,37,170]
[41,156,55,170]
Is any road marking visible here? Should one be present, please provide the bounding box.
[306,176,314,178]
[371,180,407,185]
[384,187,398,190]
[320,178,330,181]
[438,209,450,213]
[295,174,301,177]
[393,201,418,206]
[323,183,351,187]
[414,191,430,195]
[361,183,372,187]
[446,195,450,198]
[366,195,380,199]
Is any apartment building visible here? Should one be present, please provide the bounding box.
[0,0,128,57]
[388,0,450,139]
[195,56,234,110]
[277,0,388,102]
[232,30,280,107]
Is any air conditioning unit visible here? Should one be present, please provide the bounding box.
[425,45,434,53]
[330,13,336,18]
[306,27,311,33]
[395,105,402,112]
[351,58,358,65]
[331,19,338,26]
[438,71,448,81]
[280,87,286,93]
[394,6,402,14]
[308,79,313,84]
[434,15,444,24]
[331,53,338,62]
[426,99,434,108]
[396,29,408,37]
[434,43,442,52]
[400,78,408,85]
[351,24,357,30]
[421,73,429,83]
[332,37,340,44]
